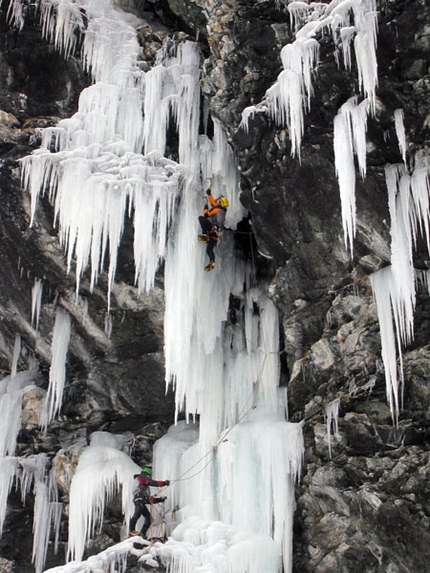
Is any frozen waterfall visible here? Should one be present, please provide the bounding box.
[0,1,304,573]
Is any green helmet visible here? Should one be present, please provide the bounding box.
[142,466,152,476]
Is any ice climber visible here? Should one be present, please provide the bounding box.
[128,466,170,539]
[198,187,229,272]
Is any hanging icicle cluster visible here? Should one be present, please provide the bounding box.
[240,0,378,160]
[18,0,185,309]
[371,155,430,423]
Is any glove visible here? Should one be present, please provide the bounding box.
[164,480,170,486]
[206,188,211,195]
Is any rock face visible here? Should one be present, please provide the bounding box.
[0,0,429,572]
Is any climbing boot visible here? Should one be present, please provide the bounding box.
[198,234,210,243]
[204,261,215,272]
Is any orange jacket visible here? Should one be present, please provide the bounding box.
[203,193,223,219]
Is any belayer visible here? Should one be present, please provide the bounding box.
[128,466,170,539]
[198,187,229,272]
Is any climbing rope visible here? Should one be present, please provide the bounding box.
[164,344,280,486]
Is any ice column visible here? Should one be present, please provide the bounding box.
[31,278,43,331]
[394,109,407,165]
[371,267,402,422]
[67,433,140,561]
[0,457,18,537]
[11,333,21,378]
[0,371,37,457]
[42,307,71,428]
[333,97,369,255]
[18,454,62,573]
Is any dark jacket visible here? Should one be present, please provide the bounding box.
[132,473,167,504]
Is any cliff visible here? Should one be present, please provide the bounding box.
[0,0,429,572]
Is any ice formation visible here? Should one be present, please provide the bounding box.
[11,333,21,378]
[371,157,430,422]
[333,96,369,255]
[0,369,37,457]
[325,398,340,458]
[0,453,64,573]
[1,1,304,572]
[41,307,72,428]
[394,109,407,165]
[19,0,185,309]
[370,267,402,423]
[240,0,378,159]
[31,278,43,331]
[67,432,139,562]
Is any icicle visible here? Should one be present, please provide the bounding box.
[288,1,316,32]
[325,398,340,458]
[19,454,49,501]
[370,267,401,424]
[339,26,356,70]
[31,278,43,331]
[32,480,51,573]
[154,417,304,573]
[385,164,415,346]
[334,100,356,255]
[42,308,72,428]
[19,5,307,572]
[0,375,24,456]
[267,38,319,159]
[5,0,25,31]
[371,156,430,424]
[67,442,139,561]
[0,457,18,537]
[410,154,430,249]
[11,333,21,378]
[20,7,185,309]
[40,0,85,59]
[353,3,378,113]
[262,0,378,158]
[238,105,259,134]
[394,109,407,164]
[334,96,370,255]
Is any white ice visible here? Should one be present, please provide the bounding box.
[9,2,305,572]
[11,333,21,378]
[0,457,18,537]
[394,109,407,165]
[370,157,430,422]
[19,0,184,309]
[255,0,378,158]
[67,433,141,561]
[0,370,37,457]
[31,278,43,331]
[41,307,71,429]
[43,538,151,573]
[333,96,369,255]
[370,267,401,423]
